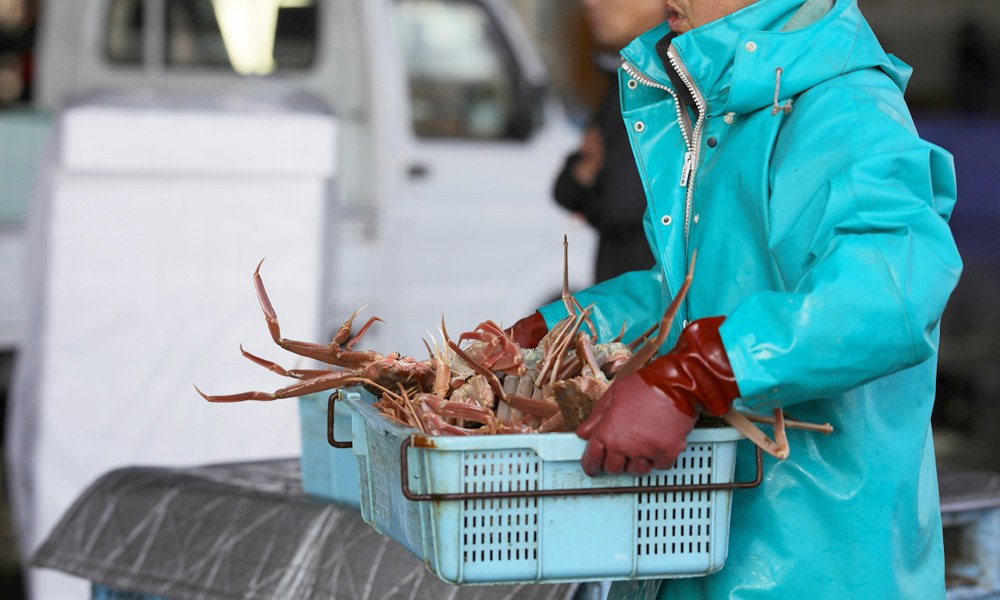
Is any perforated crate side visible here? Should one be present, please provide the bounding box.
[631,443,735,578]
[351,393,426,559]
[412,433,739,584]
[341,389,742,586]
[419,447,544,583]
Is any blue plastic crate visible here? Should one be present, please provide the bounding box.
[298,390,363,508]
[91,584,171,600]
[342,389,746,585]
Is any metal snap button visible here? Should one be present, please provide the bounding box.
[661,215,672,226]
[746,41,757,52]
[693,214,700,224]
[724,113,735,124]
[706,137,718,148]
[628,79,638,89]
[634,121,645,132]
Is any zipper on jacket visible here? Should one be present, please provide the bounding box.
[621,59,694,158]
[665,48,707,244]
[680,151,695,187]
[622,54,707,244]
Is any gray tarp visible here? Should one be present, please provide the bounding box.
[31,460,581,600]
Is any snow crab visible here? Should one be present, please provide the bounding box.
[199,243,833,461]
[194,260,532,408]
[196,260,438,403]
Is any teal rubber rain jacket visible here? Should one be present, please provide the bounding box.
[538,0,962,597]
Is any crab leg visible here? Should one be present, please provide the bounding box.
[253,260,381,367]
[537,412,566,433]
[477,321,525,371]
[557,236,598,338]
[345,312,384,350]
[739,410,833,434]
[194,369,359,403]
[627,322,660,352]
[420,409,475,436]
[721,408,790,460]
[431,340,451,398]
[547,309,591,386]
[537,305,592,385]
[575,333,607,382]
[616,252,697,380]
[448,341,507,400]
[561,236,575,318]
[240,346,331,380]
[773,408,788,454]
[609,321,628,344]
[457,321,526,375]
[506,395,561,418]
[366,381,428,434]
[425,397,497,426]
[569,296,599,340]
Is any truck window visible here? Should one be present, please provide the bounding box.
[105,0,144,65]
[393,0,522,139]
[105,0,319,74]
[166,0,318,73]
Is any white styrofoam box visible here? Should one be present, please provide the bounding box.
[60,102,336,177]
[8,102,336,600]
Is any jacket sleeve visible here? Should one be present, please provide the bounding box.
[721,130,963,411]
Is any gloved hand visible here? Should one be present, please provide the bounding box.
[577,317,740,476]
[506,311,548,349]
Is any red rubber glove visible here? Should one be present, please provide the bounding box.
[506,311,548,349]
[577,317,740,476]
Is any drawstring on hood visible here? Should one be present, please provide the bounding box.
[771,67,794,115]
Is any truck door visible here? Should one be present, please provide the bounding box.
[367,0,596,356]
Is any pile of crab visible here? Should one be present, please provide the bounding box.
[197,251,832,460]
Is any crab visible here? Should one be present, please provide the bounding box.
[194,260,436,403]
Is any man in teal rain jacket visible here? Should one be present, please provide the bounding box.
[509,0,962,597]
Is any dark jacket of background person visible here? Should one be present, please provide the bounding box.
[553,65,655,283]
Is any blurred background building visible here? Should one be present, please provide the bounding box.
[1,0,998,598]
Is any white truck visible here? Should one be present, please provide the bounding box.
[4,0,596,356]
[6,2,596,599]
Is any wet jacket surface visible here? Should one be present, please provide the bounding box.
[538,0,963,597]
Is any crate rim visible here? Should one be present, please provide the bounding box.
[338,387,746,458]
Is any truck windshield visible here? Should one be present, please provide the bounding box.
[393,0,522,139]
[105,0,319,75]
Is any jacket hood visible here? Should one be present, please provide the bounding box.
[621,0,911,116]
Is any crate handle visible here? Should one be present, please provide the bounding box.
[327,392,352,449]
[399,437,762,501]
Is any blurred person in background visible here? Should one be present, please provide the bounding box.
[953,20,995,113]
[553,0,667,283]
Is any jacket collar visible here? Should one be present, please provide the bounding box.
[621,0,906,117]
